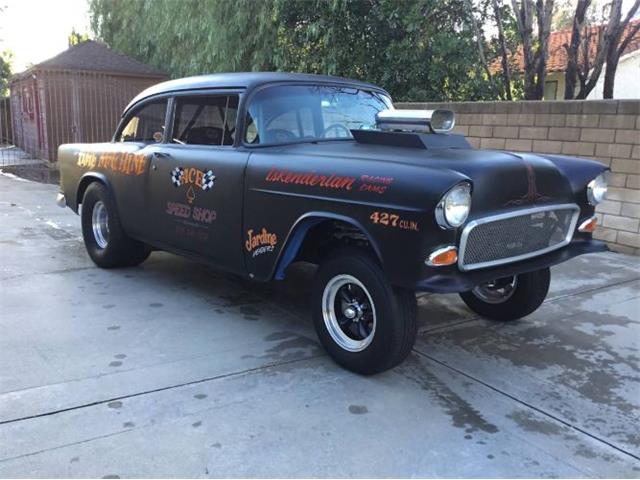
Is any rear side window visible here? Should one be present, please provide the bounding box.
[172,95,239,146]
[118,100,168,143]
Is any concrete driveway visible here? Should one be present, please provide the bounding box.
[0,173,639,478]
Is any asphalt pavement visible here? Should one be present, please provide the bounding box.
[0,172,639,478]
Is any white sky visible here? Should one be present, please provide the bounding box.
[0,0,91,73]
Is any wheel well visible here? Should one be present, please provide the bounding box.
[275,218,381,280]
[76,175,105,207]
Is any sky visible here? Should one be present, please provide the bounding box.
[0,0,91,73]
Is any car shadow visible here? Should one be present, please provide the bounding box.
[136,252,476,335]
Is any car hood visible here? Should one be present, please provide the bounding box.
[275,140,606,213]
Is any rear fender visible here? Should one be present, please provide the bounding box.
[75,172,114,212]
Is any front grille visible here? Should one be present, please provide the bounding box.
[459,204,580,271]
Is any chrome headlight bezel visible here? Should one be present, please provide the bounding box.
[587,172,608,206]
[436,182,472,229]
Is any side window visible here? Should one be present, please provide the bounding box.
[172,95,239,146]
[118,100,167,143]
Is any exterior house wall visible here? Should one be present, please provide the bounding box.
[587,50,640,100]
[11,70,162,162]
[544,51,640,100]
[10,75,48,159]
[397,99,640,255]
[544,72,565,100]
[39,71,160,161]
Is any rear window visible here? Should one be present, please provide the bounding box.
[118,100,167,143]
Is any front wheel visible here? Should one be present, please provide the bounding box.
[312,248,417,375]
[459,267,551,321]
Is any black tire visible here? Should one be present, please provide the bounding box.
[312,248,417,375]
[81,182,150,268]
[459,267,551,321]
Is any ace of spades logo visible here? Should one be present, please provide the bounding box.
[186,185,196,204]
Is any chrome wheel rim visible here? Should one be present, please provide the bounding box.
[322,274,376,352]
[91,201,110,249]
[472,275,518,304]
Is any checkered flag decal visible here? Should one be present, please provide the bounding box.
[170,167,184,187]
[201,170,216,191]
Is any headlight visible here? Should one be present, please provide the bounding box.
[587,172,608,205]
[436,182,472,229]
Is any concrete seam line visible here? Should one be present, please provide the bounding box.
[419,318,479,334]
[0,265,97,281]
[0,430,129,464]
[545,276,640,303]
[420,275,640,336]
[412,349,640,462]
[0,354,326,427]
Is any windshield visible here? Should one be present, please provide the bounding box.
[244,85,392,145]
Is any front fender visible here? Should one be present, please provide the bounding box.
[272,211,383,280]
[538,154,609,197]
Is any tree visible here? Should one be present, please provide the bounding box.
[0,6,13,97]
[0,51,11,97]
[491,0,518,99]
[551,0,575,30]
[508,0,555,100]
[563,0,590,99]
[275,0,497,100]
[564,0,640,99]
[88,0,497,102]
[68,28,90,47]
[602,0,640,98]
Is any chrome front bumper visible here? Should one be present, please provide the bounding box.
[55,192,66,208]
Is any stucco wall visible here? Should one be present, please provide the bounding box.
[397,99,640,255]
[588,51,640,100]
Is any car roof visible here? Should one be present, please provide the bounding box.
[123,72,389,114]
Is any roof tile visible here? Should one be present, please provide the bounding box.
[27,41,166,77]
[501,19,640,73]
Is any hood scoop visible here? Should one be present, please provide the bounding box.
[350,129,472,150]
[376,109,455,133]
[350,108,471,149]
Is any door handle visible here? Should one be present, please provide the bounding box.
[150,151,170,171]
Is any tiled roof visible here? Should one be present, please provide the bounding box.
[24,40,166,78]
[503,19,640,73]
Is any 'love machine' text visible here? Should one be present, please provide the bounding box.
[77,151,148,176]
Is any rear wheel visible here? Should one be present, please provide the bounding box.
[459,267,550,321]
[81,182,150,268]
[312,248,417,374]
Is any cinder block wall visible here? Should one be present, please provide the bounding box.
[397,100,640,255]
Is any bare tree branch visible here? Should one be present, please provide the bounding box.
[533,0,554,98]
[564,0,591,99]
[493,0,513,100]
[616,0,640,56]
[576,0,620,98]
[464,0,501,98]
[603,0,640,98]
[510,0,554,99]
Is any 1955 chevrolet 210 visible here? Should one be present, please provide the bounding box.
[57,72,609,374]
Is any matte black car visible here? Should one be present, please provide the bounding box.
[57,73,609,374]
